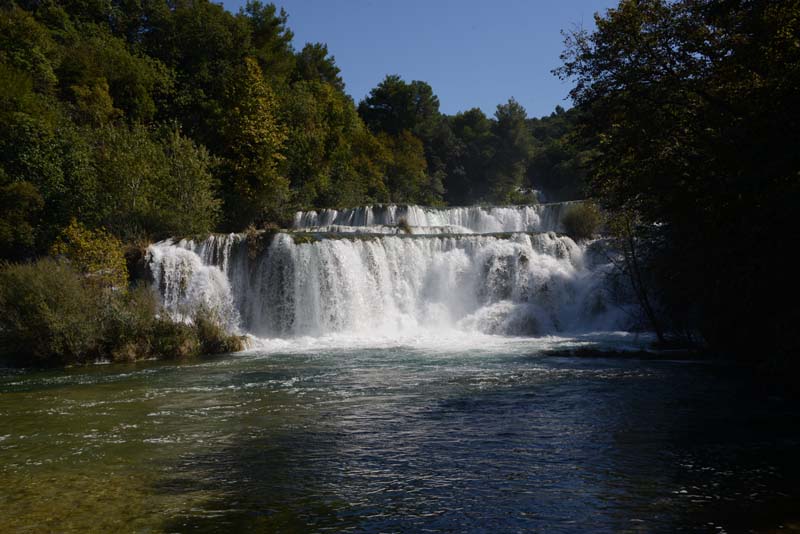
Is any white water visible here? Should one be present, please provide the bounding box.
[292,203,578,234]
[290,224,477,235]
[147,203,634,347]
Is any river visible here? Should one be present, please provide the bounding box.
[1,336,798,533]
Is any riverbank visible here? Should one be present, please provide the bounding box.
[0,259,245,368]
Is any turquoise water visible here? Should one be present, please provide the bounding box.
[1,338,798,533]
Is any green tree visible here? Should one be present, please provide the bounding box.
[0,259,103,365]
[0,6,59,94]
[239,1,296,84]
[525,106,590,201]
[50,219,128,288]
[158,128,221,235]
[358,75,447,204]
[358,74,441,136]
[447,108,494,204]
[0,171,43,260]
[487,98,533,202]
[139,0,253,145]
[220,56,289,227]
[558,0,800,356]
[88,123,221,239]
[91,123,167,238]
[379,131,431,204]
[292,43,344,91]
[281,80,383,208]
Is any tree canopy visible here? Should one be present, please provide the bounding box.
[557,0,800,357]
[0,0,587,260]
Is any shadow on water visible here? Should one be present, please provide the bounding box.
[152,355,800,533]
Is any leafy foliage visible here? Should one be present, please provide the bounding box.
[0,173,43,260]
[50,219,128,288]
[0,259,102,365]
[561,202,603,241]
[219,56,289,227]
[0,259,243,366]
[558,0,800,356]
[1,0,589,252]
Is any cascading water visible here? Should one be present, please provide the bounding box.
[146,203,634,345]
[291,202,577,234]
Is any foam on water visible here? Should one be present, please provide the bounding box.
[240,330,649,356]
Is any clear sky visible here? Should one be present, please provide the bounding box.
[220,0,618,118]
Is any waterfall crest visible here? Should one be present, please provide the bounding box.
[146,203,632,342]
[292,203,579,234]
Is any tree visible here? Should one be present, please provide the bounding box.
[525,107,590,201]
[239,1,295,84]
[557,0,800,356]
[379,131,431,204]
[0,172,43,260]
[220,56,289,227]
[293,43,344,91]
[358,74,441,136]
[158,128,221,235]
[57,26,172,124]
[50,219,128,288]
[91,123,168,239]
[87,124,219,239]
[0,5,59,94]
[0,259,103,365]
[486,98,533,202]
[447,108,494,204]
[281,80,388,208]
[139,0,253,145]
[358,75,448,204]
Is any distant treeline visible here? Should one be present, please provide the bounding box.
[0,0,587,261]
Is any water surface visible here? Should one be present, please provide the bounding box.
[1,337,798,533]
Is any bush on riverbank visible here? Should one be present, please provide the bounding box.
[194,307,246,355]
[562,202,603,240]
[0,259,243,367]
[50,220,128,289]
[0,260,102,365]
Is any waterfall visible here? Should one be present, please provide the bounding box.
[146,203,632,342]
[291,202,578,234]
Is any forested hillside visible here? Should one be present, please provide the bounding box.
[0,0,585,261]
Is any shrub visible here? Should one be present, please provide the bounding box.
[0,176,44,260]
[0,260,102,365]
[397,218,412,234]
[245,223,280,260]
[101,285,159,362]
[50,219,128,288]
[0,259,243,366]
[194,307,245,354]
[561,202,603,240]
[150,319,201,360]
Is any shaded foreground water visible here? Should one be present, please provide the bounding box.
[1,335,799,533]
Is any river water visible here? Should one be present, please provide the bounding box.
[1,334,798,533]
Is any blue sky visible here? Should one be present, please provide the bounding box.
[221,0,618,118]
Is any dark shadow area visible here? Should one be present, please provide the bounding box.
[152,358,800,533]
